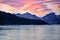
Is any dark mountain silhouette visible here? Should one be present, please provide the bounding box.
[0,11,47,25]
[42,12,60,24]
[15,12,40,19]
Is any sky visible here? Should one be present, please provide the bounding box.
[0,0,60,16]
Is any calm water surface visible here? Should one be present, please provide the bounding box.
[0,25,60,40]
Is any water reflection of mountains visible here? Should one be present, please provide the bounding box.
[0,11,60,25]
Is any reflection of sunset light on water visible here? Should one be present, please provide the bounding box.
[0,0,60,16]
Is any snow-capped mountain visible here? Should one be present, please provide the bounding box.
[42,12,60,24]
[15,12,60,24]
[15,12,40,19]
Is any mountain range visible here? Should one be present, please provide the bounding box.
[15,12,40,19]
[0,11,60,25]
[0,11,47,25]
[15,12,60,24]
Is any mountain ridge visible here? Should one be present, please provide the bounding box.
[0,11,60,25]
[42,12,60,24]
[15,12,40,19]
[0,11,47,25]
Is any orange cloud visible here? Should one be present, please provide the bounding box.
[0,3,18,13]
[18,1,51,16]
[0,0,60,16]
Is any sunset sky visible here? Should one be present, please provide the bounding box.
[0,0,60,16]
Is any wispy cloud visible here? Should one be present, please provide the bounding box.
[0,0,60,16]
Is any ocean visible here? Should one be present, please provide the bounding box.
[0,25,60,40]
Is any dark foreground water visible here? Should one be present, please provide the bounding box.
[0,25,60,40]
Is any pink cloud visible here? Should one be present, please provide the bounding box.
[0,0,60,16]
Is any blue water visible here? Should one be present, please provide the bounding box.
[0,25,60,40]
